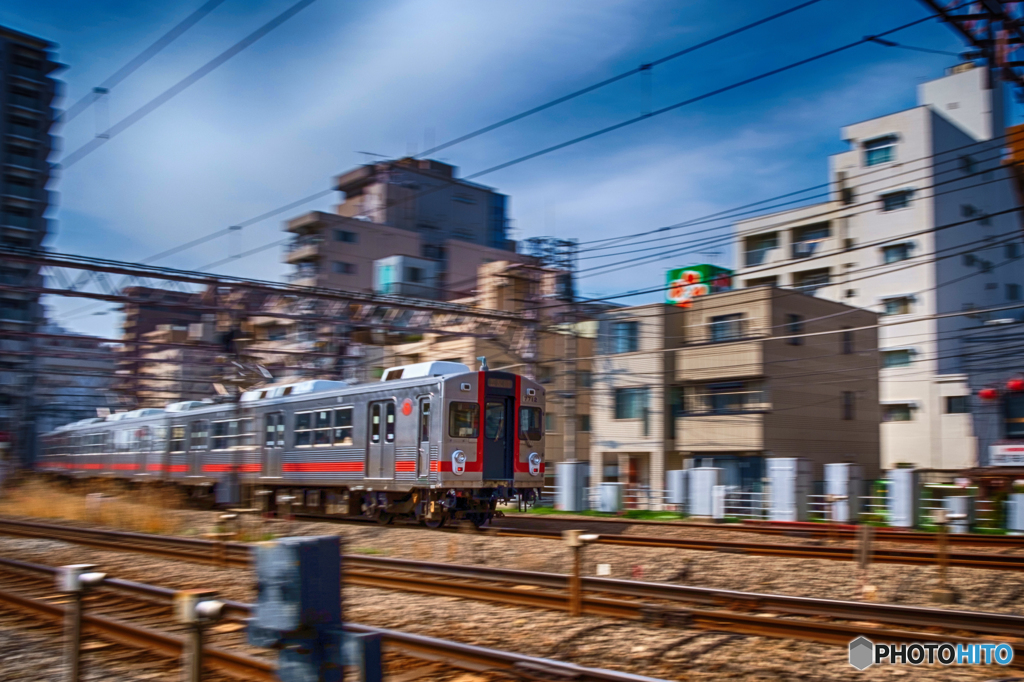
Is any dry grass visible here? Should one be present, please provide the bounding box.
[0,478,184,535]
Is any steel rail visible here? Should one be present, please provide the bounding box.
[342,555,1024,638]
[0,587,277,681]
[3,550,1022,668]
[487,527,1024,570]
[494,515,1024,547]
[0,569,670,682]
[4,514,1024,573]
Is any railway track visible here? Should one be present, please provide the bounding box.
[4,515,1024,571]
[1,518,1022,665]
[0,557,668,682]
[493,514,1024,547]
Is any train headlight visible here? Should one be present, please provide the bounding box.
[528,452,542,476]
[452,450,467,475]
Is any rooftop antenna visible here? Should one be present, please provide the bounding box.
[357,151,387,163]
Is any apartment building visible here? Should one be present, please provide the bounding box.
[34,321,116,435]
[381,260,599,477]
[285,158,525,299]
[590,287,880,494]
[733,62,1022,471]
[0,26,59,464]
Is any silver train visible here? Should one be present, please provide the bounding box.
[38,362,546,526]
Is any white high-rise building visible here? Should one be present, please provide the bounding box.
[733,63,1022,471]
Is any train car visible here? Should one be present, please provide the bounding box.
[38,361,546,526]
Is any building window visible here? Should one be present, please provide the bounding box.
[332,261,356,275]
[961,155,976,175]
[612,321,639,353]
[709,313,744,342]
[864,136,896,166]
[578,414,591,432]
[842,391,855,420]
[946,396,970,414]
[614,387,648,420]
[544,412,557,433]
[406,266,423,283]
[1008,284,1022,301]
[333,229,357,243]
[882,243,912,264]
[1007,243,1021,260]
[786,314,804,345]
[577,370,592,388]
[883,404,914,422]
[882,297,912,316]
[881,191,912,212]
[537,365,554,384]
[882,349,914,368]
[841,328,853,355]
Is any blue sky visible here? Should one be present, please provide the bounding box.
[0,0,996,337]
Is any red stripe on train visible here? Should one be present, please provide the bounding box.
[282,462,364,473]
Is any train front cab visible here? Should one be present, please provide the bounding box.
[441,370,545,507]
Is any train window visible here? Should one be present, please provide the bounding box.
[188,422,209,450]
[519,407,543,441]
[419,399,430,442]
[385,402,396,443]
[333,408,353,445]
[371,404,381,443]
[295,412,313,447]
[170,426,186,452]
[449,402,480,439]
[212,420,253,449]
[154,426,167,452]
[314,411,331,446]
[484,402,505,440]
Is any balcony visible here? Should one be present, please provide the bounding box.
[792,268,831,295]
[8,123,39,140]
[6,153,37,170]
[675,412,765,451]
[790,223,830,259]
[285,236,322,264]
[3,183,35,200]
[1,212,32,231]
[8,93,43,111]
[743,233,780,267]
[286,266,319,286]
[677,342,763,381]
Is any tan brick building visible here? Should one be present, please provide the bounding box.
[591,286,880,497]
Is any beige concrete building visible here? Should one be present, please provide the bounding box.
[382,260,600,478]
[591,286,881,496]
[285,158,527,299]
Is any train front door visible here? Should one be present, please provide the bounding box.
[482,374,516,480]
[262,412,284,477]
[366,401,395,478]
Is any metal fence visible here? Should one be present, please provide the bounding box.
[721,489,769,520]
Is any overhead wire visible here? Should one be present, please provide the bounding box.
[60,0,322,169]
[60,0,228,124]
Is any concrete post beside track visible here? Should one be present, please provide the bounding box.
[57,564,106,682]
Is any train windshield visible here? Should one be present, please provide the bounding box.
[449,402,479,438]
[519,407,542,441]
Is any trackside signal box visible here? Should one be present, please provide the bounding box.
[248,535,381,682]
